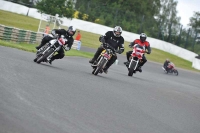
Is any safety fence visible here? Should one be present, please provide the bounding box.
[0,24,43,44]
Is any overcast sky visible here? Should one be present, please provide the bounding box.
[177,0,200,27]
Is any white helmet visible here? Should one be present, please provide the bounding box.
[113,26,122,37]
[67,26,76,36]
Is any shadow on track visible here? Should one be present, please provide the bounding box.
[33,62,66,71]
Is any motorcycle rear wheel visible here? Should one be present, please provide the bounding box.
[173,70,178,76]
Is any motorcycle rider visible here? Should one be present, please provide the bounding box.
[89,26,125,73]
[163,59,171,72]
[124,33,151,72]
[35,26,76,64]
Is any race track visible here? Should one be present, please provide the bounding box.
[1,46,200,133]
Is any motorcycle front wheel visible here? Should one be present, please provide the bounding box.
[36,48,54,64]
[128,61,137,76]
[93,58,107,75]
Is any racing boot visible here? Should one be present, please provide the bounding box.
[47,57,55,65]
[124,60,130,67]
[35,44,43,50]
[136,66,142,73]
[103,66,108,74]
[103,61,113,74]
[89,58,95,64]
[89,47,103,64]
[137,61,145,73]
[49,59,53,64]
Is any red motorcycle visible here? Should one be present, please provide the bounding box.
[126,44,146,76]
[162,62,178,76]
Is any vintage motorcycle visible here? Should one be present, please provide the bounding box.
[91,43,118,75]
[162,62,178,76]
[33,35,68,64]
[125,44,146,76]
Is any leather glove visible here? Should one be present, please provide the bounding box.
[99,35,103,42]
[51,30,56,36]
[117,49,123,54]
[64,46,70,51]
[103,43,108,48]
[101,37,105,44]
[146,51,150,54]
[54,34,59,39]
[51,30,58,38]
[129,42,133,48]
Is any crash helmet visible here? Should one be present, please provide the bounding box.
[67,26,76,36]
[140,33,147,42]
[113,26,122,37]
[166,58,170,62]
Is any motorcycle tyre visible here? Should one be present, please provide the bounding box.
[128,61,136,76]
[93,58,107,75]
[36,48,54,64]
[174,70,178,76]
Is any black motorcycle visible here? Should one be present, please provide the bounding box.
[33,35,68,64]
[91,43,118,75]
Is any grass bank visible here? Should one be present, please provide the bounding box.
[0,40,93,58]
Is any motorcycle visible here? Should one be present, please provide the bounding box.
[91,43,118,75]
[162,62,178,76]
[33,35,68,64]
[125,44,146,76]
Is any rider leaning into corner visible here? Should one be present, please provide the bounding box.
[89,26,125,74]
[124,33,151,72]
[35,26,76,64]
[163,58,171,72]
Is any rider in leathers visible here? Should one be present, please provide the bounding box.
[35,26,76,64]
[89,26,125,73]
[124,33,151,72]
[163,59,171,72]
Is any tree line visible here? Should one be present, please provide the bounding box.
[5,0,200,54]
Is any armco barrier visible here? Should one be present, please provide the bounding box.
[0,24,42,44]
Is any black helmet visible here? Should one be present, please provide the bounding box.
[113,26,122,37]
[67,26,76,36]
[140,33,147,42]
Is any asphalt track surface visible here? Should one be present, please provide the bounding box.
[1,46,200,133]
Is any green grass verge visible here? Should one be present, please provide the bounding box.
[146,48,196,71]
[0,40,93,58]
[0,10,200,72]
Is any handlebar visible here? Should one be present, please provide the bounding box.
[103,43,118,53]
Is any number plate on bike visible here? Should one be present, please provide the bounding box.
[104,53,110,58]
